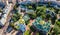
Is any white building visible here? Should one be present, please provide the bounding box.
[0,3,12,26]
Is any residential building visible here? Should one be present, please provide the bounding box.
[0,2,5,9]
[0,3,12,27]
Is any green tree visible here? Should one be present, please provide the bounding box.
[56,20,60,27]
[53,24,60,35]
[13,5,17,10]
[24,30,30,35]
[52,20,60,35]
[28,12,36,19]
[0,9,2,13]
[46,14,51,20]
[36,6,46,17]
[11,12,20,22]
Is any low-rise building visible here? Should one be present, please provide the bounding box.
[0,2,5,9]
[32,17,51,35]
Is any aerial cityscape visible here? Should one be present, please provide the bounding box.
[0,0,60,35]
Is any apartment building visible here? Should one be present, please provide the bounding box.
[0,3,12,27]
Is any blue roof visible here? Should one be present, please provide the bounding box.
[16,24,26,32]
[0,2,5,9]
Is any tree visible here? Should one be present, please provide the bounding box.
[36,6,46,17]
[24,30,30,35]
[52,20,60,35]
[53,24,60,35]
[0,9,2,13]
[28,13,36,19]
[30,25,36,32]
[56,20,60,27]
[11,12,20,23]
[13,4,17,10]
[46,14,51,20]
